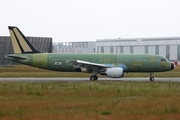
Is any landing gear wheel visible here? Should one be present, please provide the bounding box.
[150,77,154,81]
[90,75,98,81]
[94,76,98,80]
[90,76,94,81]
[149,72,154,81]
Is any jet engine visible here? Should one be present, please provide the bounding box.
[105,68,124,78]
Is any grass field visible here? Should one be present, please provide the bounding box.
[0,81,180,120]
[0,65,180,120]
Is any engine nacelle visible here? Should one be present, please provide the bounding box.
[105,68,124,78]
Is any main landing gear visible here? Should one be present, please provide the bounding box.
[90,75,98,81]
[90,70,98,81]
[150,72,154,81]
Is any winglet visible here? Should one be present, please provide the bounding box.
[8,26,40,54]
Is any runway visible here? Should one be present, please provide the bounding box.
[0,77,180,82]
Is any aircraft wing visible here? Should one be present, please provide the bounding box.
[67,60,111,72]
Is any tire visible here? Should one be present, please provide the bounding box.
[150,77,154,81]
[90,76,95,81]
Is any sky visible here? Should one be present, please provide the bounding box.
[0,0,180,42]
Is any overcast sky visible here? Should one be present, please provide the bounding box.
[1,0,180,42]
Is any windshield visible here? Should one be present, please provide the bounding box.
[161,58,168,62]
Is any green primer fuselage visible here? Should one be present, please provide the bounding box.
[6,53,172,72]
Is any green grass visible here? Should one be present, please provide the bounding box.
[0,81,180,119]
[0,65,180,119]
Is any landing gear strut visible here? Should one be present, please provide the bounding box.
[90,75,98,81]
[150,72,154,81]
[90,70,98,81]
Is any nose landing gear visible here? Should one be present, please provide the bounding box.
[150,72,154,81]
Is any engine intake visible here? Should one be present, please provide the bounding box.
[105,67,124,78]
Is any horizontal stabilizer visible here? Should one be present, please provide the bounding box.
[4,55,29,60]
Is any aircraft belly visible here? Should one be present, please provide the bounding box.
[65,62,74,71]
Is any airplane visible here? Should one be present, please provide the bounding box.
[5,26,175,81]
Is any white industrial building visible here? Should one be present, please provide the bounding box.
[53,41,95,53]
[53,37,180,61]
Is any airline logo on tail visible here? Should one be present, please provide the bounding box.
[8,26,40,54]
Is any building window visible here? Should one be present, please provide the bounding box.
[145,45,148,54]
[110,46,113,53]
[120,46,123,53]
[177,45,180,61]
[166,45,170,60]
[101,46,104,53]
[130,46,133,53]
[97,46,99,53]
[155,45,159,55]
[116,46,118,53]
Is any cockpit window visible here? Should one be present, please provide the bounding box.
[161,58,167,62]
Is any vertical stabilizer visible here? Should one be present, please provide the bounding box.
[8,26,40,54]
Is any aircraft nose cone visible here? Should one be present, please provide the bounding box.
[171,63,175,70]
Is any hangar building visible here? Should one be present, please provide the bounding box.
[0,36,52,65]
[53,37,180,61]
[96,37,180,61]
